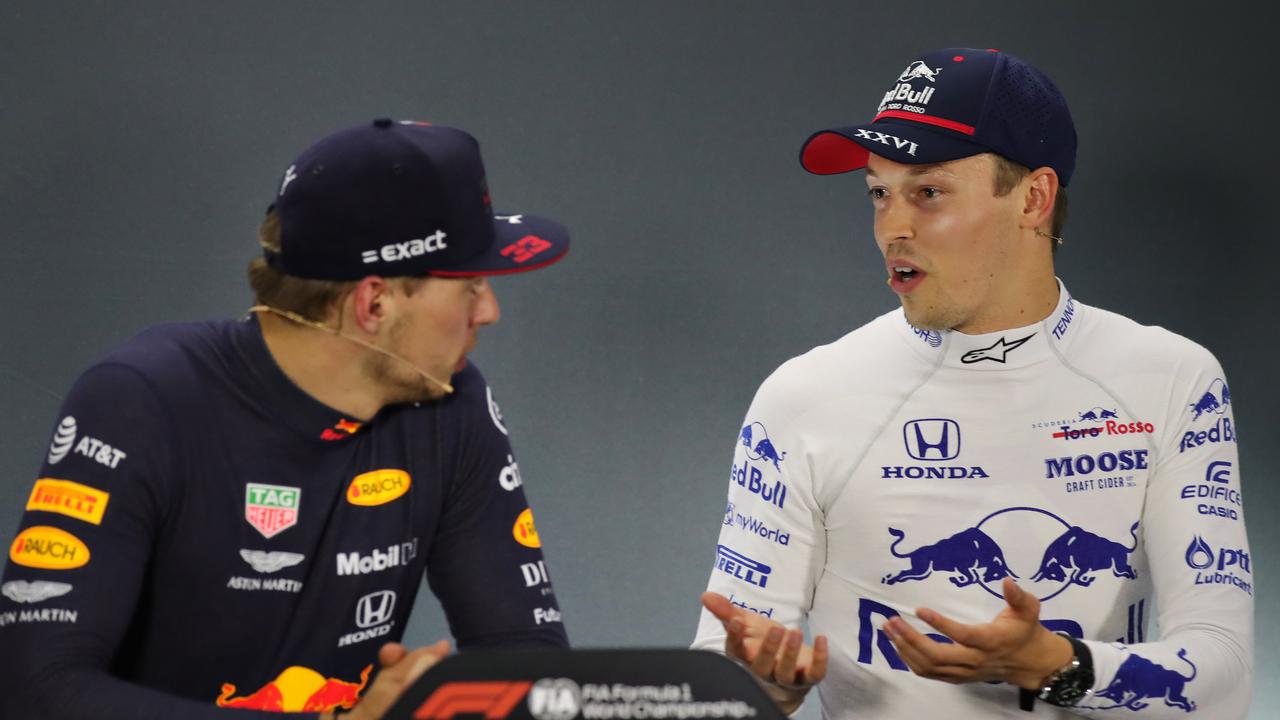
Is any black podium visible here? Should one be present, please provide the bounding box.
[385,649,788,720]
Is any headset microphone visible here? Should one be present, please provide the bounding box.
[249,305,455,395]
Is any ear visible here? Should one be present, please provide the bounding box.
[1019,167,1060,232]
[348,276,392,335]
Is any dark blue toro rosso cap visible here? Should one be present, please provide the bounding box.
[800,48,1077,185]
[267,118,569,280]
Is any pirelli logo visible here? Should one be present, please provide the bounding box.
[27,479,110,525]
[414,681,532,720]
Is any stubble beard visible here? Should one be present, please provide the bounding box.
[901,290,967,332]
[364,315,450,405]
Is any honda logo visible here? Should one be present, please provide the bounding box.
[903,419,960,461]
[356,590,396,628]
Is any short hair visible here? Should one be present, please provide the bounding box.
[990,154,1069,252]
[247,209,427,322]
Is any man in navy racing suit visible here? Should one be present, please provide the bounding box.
[0,119,571,719]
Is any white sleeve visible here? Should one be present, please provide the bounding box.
[692,377,827,651]
[1074,354,1252,718]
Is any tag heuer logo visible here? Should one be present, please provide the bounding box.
[245,483,301,539]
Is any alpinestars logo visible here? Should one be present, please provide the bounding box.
[961,334,1034,364]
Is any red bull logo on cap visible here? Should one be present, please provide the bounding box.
[216,664,372,712]
[898,60,942,83]
[878,60,942,114]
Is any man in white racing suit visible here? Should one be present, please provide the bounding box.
[693,47,1252,718]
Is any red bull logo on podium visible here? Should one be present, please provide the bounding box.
[216,664,371,712]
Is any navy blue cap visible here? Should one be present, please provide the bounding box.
[800,49,1077,185]
[267,119,569,280]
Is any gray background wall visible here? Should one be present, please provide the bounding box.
[1,2,1274,716]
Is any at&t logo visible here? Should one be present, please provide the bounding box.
[48,416,76,464]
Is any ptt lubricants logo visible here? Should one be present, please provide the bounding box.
[346,469,411,507]
[10,526,90,570]
[217,664,372,712]
[26,479,110,525]
[513,508,541,548]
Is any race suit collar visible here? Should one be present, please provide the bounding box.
[235,313,369,442]
[898,280,1080,370]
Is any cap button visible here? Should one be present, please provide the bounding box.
[372,117,394,128]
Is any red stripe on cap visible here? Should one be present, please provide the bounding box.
[429,248,569,278]
[872,111,976,136]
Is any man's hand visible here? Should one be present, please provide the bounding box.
[321,639,451,720]
[701,592,828,714]
[882,578,1073,691]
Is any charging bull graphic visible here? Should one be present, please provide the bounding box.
[882,527,1017,587]
[1078,407,1119,421]
[898,60,942,83]
[217,665,371,712]
[1030,521,1139,587]
[1190,378,1231,420]
[740,422,787,471]
[1091,649,1197,712]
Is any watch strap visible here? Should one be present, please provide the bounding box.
[1038,634,1095,706]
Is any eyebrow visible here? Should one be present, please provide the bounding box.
[866,163,957,179]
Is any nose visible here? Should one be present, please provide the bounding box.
[473,279,500,326]
[874,195,914,252]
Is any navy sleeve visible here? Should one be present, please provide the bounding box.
[0,364,291,720]
[425,372,569,649]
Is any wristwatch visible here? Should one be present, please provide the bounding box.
[1037,633,1095,706]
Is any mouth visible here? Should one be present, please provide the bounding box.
[887,261,927,294]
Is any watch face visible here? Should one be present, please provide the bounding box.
[1045,666,1096,707]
